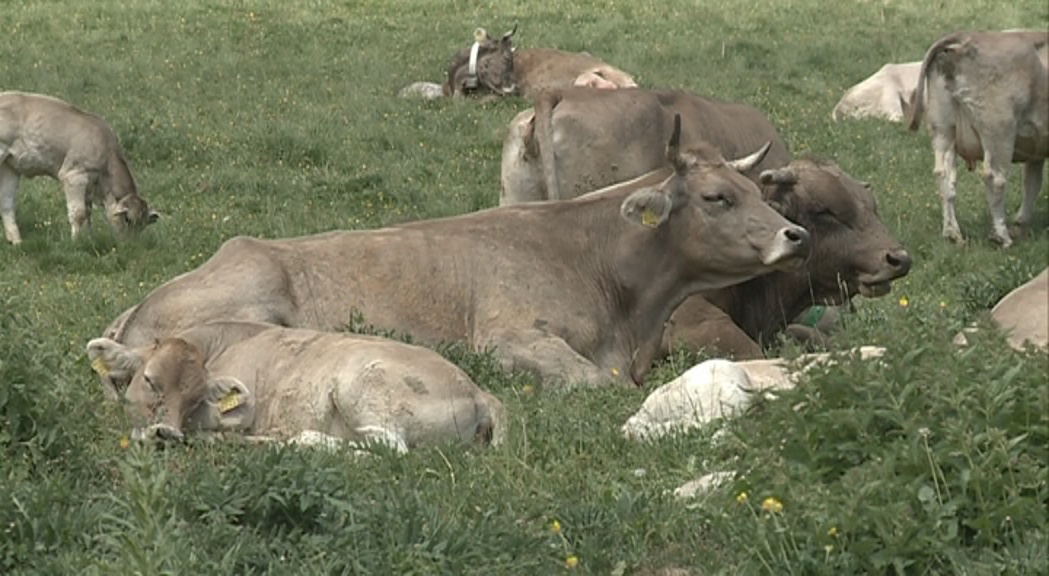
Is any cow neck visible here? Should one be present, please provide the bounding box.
[725,270,821,344]
[607,225,689,384]
[103,150,138,200]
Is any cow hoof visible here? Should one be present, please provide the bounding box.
[943,229,966,244]
[988,233,1013,249]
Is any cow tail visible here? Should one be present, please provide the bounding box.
[908,33,962,131]
[534,89,564,200]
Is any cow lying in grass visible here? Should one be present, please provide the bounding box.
[0,91,158,245]
[99,117,811,389]
[954,268,1048,352]
[442,25,637,99]
[87,321,504,451]
[831,62,921,123]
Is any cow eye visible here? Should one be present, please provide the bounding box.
[814,208,837,220]
[702,193,733,207]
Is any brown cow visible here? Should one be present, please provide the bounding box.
[99,118,810,389]
[500,87,791,205]
[0,91,158,245]
[907,30,1048,247]
[442,25,636,99]
[655,159,911,358]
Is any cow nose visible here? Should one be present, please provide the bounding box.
[885,248,912,275]
[782,225,811,254]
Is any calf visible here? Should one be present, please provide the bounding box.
[0,91,158,245]
[832,62,921,123]
[907,30,1048,247]
[87,322,504,450]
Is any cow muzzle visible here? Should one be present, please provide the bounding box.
[857,248,912,297]
[762,225,811,271]
[131,423,185,445]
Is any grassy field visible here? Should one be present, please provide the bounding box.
[2,0,1047,573]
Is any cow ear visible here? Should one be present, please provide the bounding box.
[86,337,144,378]
[148,210,161,224]
[621,188,672,229]
[204,375,255,431]
[759,167,800,215]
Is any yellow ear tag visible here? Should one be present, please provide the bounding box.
[91,357,110,377]
[218,390,244,414]
[641,208,660,228]
[473,28,487,42]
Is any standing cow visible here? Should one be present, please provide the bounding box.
[442,25,637,99]
[907,30,1048,247]
[98,118,811,389]
[0,91,159,245]
[87,322,505,451]
[500,87,790,205]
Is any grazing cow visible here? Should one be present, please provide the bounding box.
[99,118,811,389]
[832,62,922,123]
[0,91,158,245]
[87,322,505,450]
[954,268,1048,351]
[663,159,912,358]
[907,30,1049,247]
[499,87,790,205]
[442,25,637,99]
[621,346,886,441]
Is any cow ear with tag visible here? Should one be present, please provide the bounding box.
[203,375,255,432]
[86,337,145,396]
[621,188,672,229]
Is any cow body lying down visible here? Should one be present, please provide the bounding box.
[954,267,1048,352]
[0,91,158,244]
[87,322,505,451]
[100,119,811,389]
[622,346,887,441]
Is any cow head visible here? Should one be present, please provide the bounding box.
[86,337,255,444]
[759,160,911,303]
[110,195,161,233]
[619,115,812,289]
[442,24,518,97]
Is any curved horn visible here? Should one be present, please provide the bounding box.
[664,114,682,166]
[759,166,798,185]
[502,22,518,40]
[726,141,772,173]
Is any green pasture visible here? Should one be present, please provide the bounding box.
[1,0,1047,573]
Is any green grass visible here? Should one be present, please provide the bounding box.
[2,0,1047,574]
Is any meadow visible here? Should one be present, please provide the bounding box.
[1,0,1047,573]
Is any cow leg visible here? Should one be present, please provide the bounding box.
[980,136,1017,247]
[484,328,623,388]
[0,164,22,245]
[931,131,964,243]
[1016,159,1045,228]
[59,172,92,240]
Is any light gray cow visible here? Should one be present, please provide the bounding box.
[87,321,505,451]
[99,118,811,389]
[832,62,921,123]
[907,30,1048,247]
[0,91,158,245]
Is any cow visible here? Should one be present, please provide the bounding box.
[907,30,1049,248]
[0,91,159,245]
[86,321,505,451]
[663,159,913,359]
[954,267,1048,352]
[442,25,637,99]
[98,117,811,390]
[831,62,922,123]
[621,346,887,442]
[499,87,791,205]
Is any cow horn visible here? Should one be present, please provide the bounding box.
[502,22,518,40]
[726,141,772,173]
[759,166,798,185]
[665,114,682,166]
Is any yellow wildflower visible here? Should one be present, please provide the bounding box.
[119,436,131,450]
[550,519,561,534]
[761,497,783,514]
[565,556,579,569]
[522,384,535,396]
[939,300,947,309]
[898,296,909,308]
[827,526,838,537]
[736,491,748,504]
